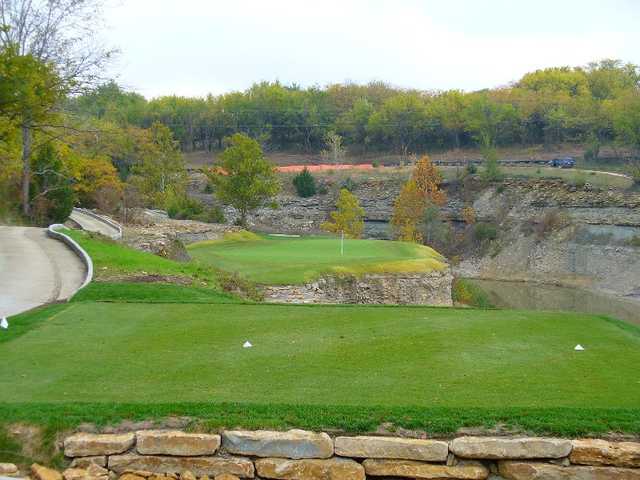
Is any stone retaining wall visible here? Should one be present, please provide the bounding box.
[6,430,640,480]
[263,270,454,306]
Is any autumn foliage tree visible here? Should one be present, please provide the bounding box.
[321,188,365,238]
[73,155,123,210]
[462,205,477,225]
[390,180,424,242]
[391,155,447,242]
[411,155,447,206]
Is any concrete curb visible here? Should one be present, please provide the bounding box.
[47,224,94,291]
[73,208,123,240]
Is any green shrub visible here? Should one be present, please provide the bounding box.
[465,162,477,175]
[340,176,357,192]
[292,168,317,197]
[496,184,505,194]
[474,222,498,242]
[480,148,503,182]
[584,135,600,162]
[372,160,380,168]
[30,143,76,225]
[574,171,587,188]
[218,270,263,302]
[317,183,329,195]
[166,193,205,220]
[32,185,75,225]
[535,208,570,239]
[628,161,640,185]
[452,278,493,308]
[196,205,226,224]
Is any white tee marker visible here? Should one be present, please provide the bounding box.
[243,341,253,348]
[574,344,585,351]
[0,317,8,329]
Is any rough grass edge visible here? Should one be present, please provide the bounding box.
[452,278,494,308]
[1,403,640,441]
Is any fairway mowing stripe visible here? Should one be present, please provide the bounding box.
[30,303,80,333]
[41,303,77,325]
[0,303,75,345]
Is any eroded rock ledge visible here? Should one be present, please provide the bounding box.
[263,270,454,306]
[5,430,640,480]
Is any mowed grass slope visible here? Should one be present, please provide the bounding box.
[65,229,219,286]
[188,233,447,284]
[2,302,639,408]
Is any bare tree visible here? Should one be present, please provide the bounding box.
[321,131,345,164]
[0,0,115,215]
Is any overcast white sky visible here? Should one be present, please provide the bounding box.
[103,0,640,99]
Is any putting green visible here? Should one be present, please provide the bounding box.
[187,233,447,284]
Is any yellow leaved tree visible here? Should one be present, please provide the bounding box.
[391,154,447,242]
[411,154,447,206]
[321,188,365,238]
[390,180,424,242]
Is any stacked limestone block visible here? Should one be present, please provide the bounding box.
[3,430,640,480]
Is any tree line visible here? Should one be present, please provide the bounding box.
[2,1,639,227]
[0,0,190,224]
[69,61,640,157]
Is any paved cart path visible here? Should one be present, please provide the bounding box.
[69,209,121,239]
[0,226,85,318]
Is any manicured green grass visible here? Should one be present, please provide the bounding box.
[187,234,447,284]
[2,302,639,409]
[65,229,219,286]
[71,282,241,304]
[1,403,639,437]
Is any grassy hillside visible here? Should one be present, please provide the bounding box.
[187,233,447,284]
[65,229,219,285]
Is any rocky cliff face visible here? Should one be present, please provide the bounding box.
[458,179,640,299]
[189,172,405,237]
[263,270,453,306]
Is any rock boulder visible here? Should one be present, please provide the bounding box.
[499,461,640,479]
[108,455,253,479]
[31,464,63,480]
[136,431,220,456]
[450,437,572,460]
[222,430,333,459]
[334,435,448,461]
[254,458,364,480]
[570,439,640,468]
[363,459,489,479]
[64,433,135,457]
